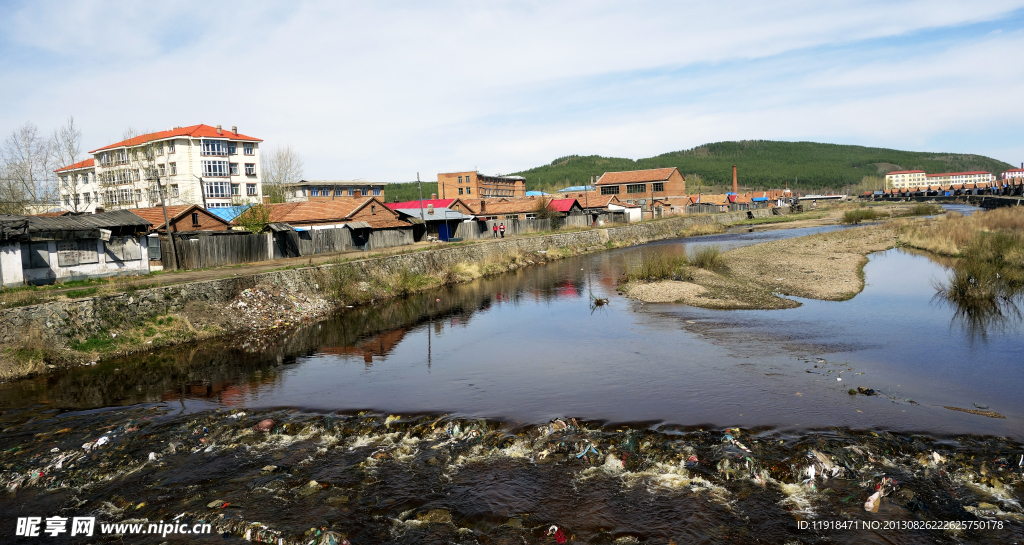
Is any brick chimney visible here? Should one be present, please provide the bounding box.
[732,165,738,194]
[231,126,237,135]
[480,200,486,212]
[216,125,223,135]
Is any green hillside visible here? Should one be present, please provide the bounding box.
[509,141,1014,192]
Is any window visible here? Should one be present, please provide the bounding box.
[231,184,240,195]
[74,194,81,205]
[82,173,89,183]
[64,195,71,205]
[652,182,664,192]
[247,184,257,196]
[201,139,229,156]
[347,188,354,196]
[204,180,231,198]
[626,183,646,194]
[202,160,230,177]
[244,163,255,175]
[230,163,239,175]
[191,212,200,226]
[156,143,163,155]
[310,188,319,197]
[458,176,462,183]
[84,193,91,203]
[135,189,142,202]
[167,141,175,153]
[171,184,179,197]
[458,188,464,195]
[169,162,177,175]
[243,143,254,155]
[466,187,471,194]
[228,143,237,155]
[372,187,381,196]
[334,188,344,196]
[600,186,619,195]
[371,204,376,214]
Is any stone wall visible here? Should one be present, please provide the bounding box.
[0,209,783,343]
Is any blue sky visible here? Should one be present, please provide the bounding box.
[1,0,1022,181]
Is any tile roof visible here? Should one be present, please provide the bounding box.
[887,170,925,175]
[89,124,262,153]
[261,198,400,225]
[652,198,690,208]
[128,204,229,230]
[596,167,679,186]
[54,158,96,172]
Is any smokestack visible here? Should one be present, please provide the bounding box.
[216,125,223,135]
[732,165,738,194]
[231,126,237,135]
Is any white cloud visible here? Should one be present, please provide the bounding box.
[1,0,1022,179]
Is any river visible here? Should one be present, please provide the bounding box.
[1,207,1021,544]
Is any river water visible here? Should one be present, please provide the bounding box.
[2,207,1022,543]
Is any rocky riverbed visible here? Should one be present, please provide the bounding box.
[1,405,1021,544]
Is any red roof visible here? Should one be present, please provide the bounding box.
[927,171,991,177]
[596,167,679,186]
[385,198,456,210]
[887,170,925,175]
[89,124,262,153]
[1004,168,1024,173]
[54,158,95,172]
[547,198,579,212]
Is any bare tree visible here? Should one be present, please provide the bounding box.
[0,122,55,214]
[52,117,88,213]
[260,145,304,203]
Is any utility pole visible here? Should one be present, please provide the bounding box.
[194,175,208,209]
[417,172,425,224]
[151,175,178,270]
[585,176,591,225]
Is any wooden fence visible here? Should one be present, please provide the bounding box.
[368,228,415,249]
[162,232,269,271]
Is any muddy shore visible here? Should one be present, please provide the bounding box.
[624,224,900,308]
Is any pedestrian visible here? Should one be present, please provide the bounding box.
[499,223,506,238]
[492,223,498,238]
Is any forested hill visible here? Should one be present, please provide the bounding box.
[510,141,1015,192]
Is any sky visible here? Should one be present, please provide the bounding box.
[1,0,1023,182]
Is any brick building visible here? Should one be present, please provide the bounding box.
[438,171,526,199]
[594,168,686,203]
[128,204,232,233]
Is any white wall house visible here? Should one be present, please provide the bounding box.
[56,124,264,212]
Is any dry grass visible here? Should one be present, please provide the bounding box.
[898,207,1024,257]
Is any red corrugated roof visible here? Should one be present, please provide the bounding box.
[887,170,925,175]
[54,158,96,172]
[89,124,262,153]
[926,171,991,177]
[385,198,456,210]
[547,198,579,212]
[596,167,678,186]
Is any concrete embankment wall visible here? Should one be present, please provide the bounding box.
[0,209,777,343]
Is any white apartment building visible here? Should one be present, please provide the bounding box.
[926,171,994,186]
[885,170,927,189]
[1003,168,1024,181]
[54,158,98,213]
[56,124,263,213]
